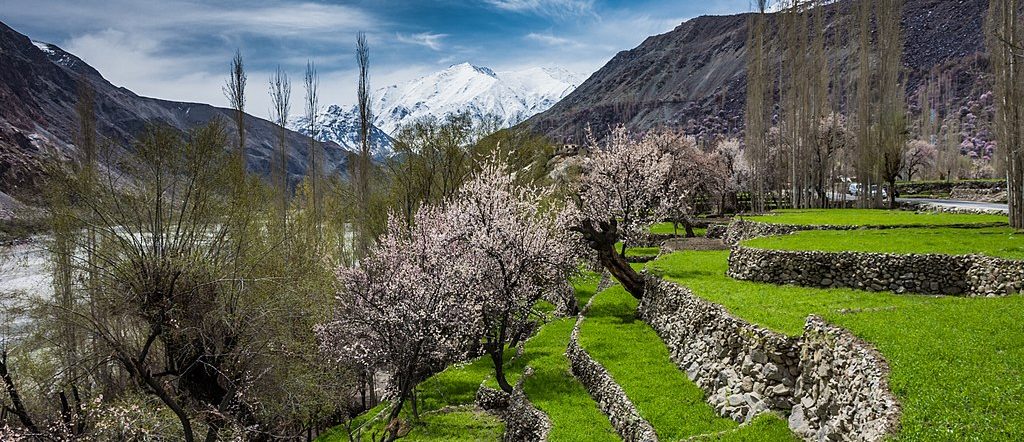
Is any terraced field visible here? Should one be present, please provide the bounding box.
[321,209,1023,441]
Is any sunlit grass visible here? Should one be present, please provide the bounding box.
[744,226,1024,260]
[745,209,1006,227]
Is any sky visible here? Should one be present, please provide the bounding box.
[0,0,753,116]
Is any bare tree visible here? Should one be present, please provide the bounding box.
[304,61,322,239]
[876,0,906,209]
[224,49,247,169]
[269,66,292,226]
[988,0,1024,227]
[744,0,771,212]
[355,32,373,261]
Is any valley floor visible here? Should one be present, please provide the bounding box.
[319,209,1024,441]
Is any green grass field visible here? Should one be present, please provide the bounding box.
[649,222,707,237]
[649,250,1024,440]
[745,209,1007,227]
[744,226,1024,259]
[578,285,797,440]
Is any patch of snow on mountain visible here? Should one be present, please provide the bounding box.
[288,104,393,159]
[31,40,55,55]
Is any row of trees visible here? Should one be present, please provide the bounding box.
[744,0,1019,212]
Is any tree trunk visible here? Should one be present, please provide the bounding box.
[0,350,39,435]
[571,219,646,299]
[888,177,897,209]
[682,218,696,238]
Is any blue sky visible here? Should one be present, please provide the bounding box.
[1,0,752,114]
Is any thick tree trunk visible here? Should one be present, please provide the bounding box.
[572,219,646,299]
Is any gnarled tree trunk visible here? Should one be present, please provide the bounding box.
[572,219,646,299]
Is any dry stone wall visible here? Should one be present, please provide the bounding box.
[566,314,658,442]
[638,278,901,441]
[728,246,970,295]
[790,316,901,441]
[637,279,800,422]
[476,371,551,442]
[729,246,1024,297]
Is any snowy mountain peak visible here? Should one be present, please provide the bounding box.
[296,63,583,157]
[371,62,582,136]
[446,63,497,78]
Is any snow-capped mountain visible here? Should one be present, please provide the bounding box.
[293,63,582,156]
[290,104,394,159]
[372,63,583,136]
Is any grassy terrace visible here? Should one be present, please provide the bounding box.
[649,222,707,237]
[744,226,1024,260]
[649,251,1024,440]
[578,285,797,441]
[319,273,615,441]
[745,208,1007,227]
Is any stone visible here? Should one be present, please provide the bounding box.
[727,394,745,406]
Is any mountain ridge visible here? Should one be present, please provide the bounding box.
[524,0,993,146]
[292,62,582,155]
[0,21,352,201]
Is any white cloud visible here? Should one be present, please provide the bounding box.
[396,32,448,51]
[484,0,596,19]
[524,32,580,48]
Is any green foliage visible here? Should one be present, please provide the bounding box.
[650,250,1024,440]
[691,414,799,441]
[497,317,619,442]
[744,226,1024,259]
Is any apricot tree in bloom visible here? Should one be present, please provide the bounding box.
[316,207,479,440]
[572,127,673,298]
[659,137,729,236]
[449,159,579,393]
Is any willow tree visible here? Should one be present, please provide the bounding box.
[988,0,1024,227]
[744,0,771,212]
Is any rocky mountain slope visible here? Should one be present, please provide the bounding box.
[294,63,582,155]
[525,0,993,145]
[0,21,351,202]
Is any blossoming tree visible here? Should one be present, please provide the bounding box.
[449,160,579,393]
[572,127,674,299]
[316,207,478,441]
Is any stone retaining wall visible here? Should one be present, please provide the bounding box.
[566,314,658,442]
[728,246,1024,296]
[476,371,551,442]
[638,278,900,441]
[790,316,901,441]
[638,279,800,422]
[897,201,1007,215]
[949,187,1007,203]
